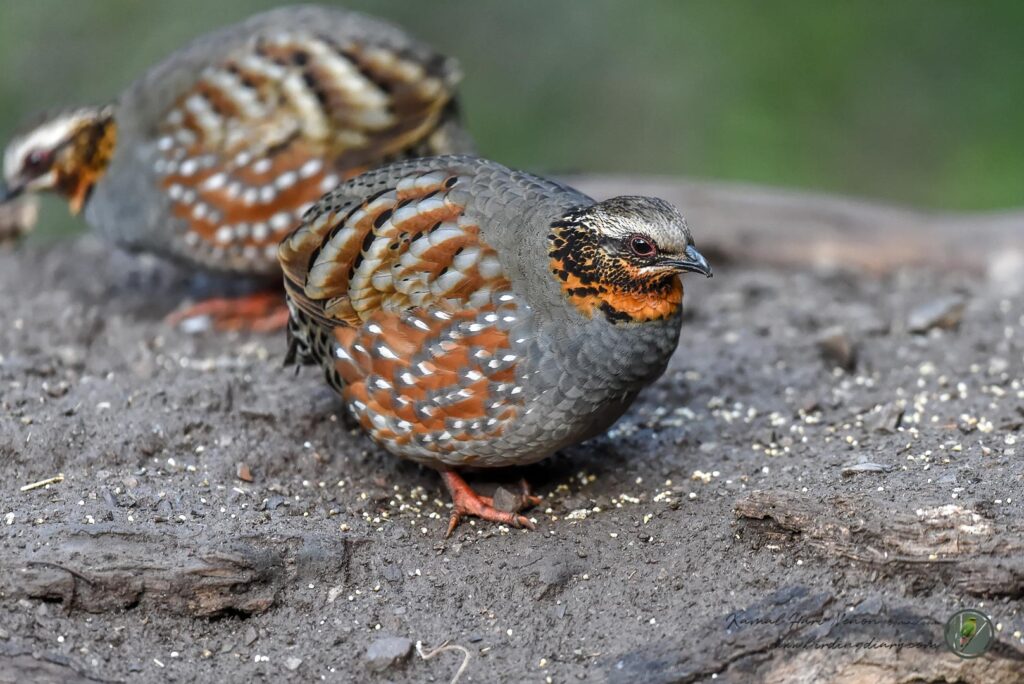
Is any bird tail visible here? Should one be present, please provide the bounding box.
[283,301,317,369]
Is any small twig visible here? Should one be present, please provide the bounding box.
[416,640,471,684]
[20,473,64,492]
[26,560,94,585]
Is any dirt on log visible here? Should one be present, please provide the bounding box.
[735,490,1024,598]
[1,178,1022,682]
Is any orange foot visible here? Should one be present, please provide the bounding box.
[165,291,290,333]
[441,471,540,537]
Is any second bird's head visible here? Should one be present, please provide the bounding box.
[549,195,711,324]
[1,106,116,216]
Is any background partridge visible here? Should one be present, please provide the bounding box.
[0,5,471,329]
[279,155,712,535]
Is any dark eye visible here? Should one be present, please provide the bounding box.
[627,234,657,258]
[24,149,51,172]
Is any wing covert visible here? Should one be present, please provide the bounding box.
[136,8,464,272]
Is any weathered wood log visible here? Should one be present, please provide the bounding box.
[734,490,1024,597]
[0,647,111,684]
[0,523,353,617]
[569,176,1024,276]
[606,585,1024,683]
[2,178,1021,681]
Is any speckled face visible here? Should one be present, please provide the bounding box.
[2,107,115,214]
[548,196,710,324]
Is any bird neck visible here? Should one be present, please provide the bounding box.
[56,111,117,215]
[548,222,683,324]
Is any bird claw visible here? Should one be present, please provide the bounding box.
[441,471,540,537]
[445,509,535,538]
[517,478,543,508]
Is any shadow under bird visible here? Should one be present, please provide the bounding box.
[0,4,472,330]
[280,155,712,536]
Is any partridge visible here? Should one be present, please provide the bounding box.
[0,5,471,329]
[279,155,712,535]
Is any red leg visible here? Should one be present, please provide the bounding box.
[165,291,290,332]
[440,471,537,537]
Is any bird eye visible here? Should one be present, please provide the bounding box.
[627,234,657,258]
[24,149,52,172]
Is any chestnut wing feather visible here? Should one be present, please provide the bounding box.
[126,7,465,273]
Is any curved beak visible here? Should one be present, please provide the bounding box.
[665,244,713,277]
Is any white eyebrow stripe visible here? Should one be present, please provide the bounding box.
[4,114,91,177]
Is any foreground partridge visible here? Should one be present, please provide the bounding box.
[280,156,712,535]
[0,5,471,329]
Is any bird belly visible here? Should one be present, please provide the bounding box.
[309,305,680,470]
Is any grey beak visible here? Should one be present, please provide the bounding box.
[667,244,713,277]
[0,181,23,204]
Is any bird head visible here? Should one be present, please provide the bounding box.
[1,105,116,215]
[549,196,711,323]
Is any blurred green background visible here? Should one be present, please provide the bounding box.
[1,0,1022,239]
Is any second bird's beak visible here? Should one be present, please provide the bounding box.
[0,181,23,204]
[666,244,713,277]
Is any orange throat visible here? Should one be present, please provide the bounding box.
[559,269,683,323]
[59,117,117,214]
